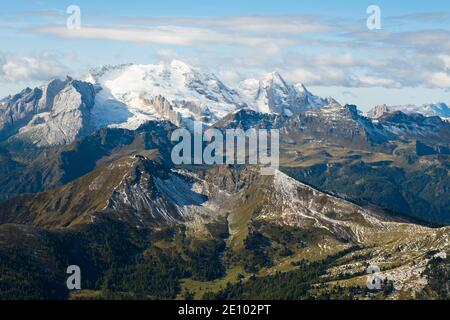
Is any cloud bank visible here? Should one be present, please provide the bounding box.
[29,13,450,91]
[0,52,70,82]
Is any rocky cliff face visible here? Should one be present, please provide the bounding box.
[0,87,44,140]
[141,95,181,125]
[378,111,450,146]
[1,78,96,146]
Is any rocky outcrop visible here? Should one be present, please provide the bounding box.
[5,78,96,146]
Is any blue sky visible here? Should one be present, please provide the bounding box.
[0,0,449,110]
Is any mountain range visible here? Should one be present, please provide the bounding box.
[0,60,343,146]
[367,103,450,121]
[0,60,448,300]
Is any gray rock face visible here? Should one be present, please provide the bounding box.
[0,87,43,140]
[283,104,394,149]
[265,74,336,115]
[0,78,96,146]
[0,79,69,141]
[141,95,181,125]
[366,104,389,119]
[378,111,450,146]
[37,79,67,111]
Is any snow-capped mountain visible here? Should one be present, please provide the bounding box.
[1,60,447,148]
[239,71,336,115]
[0,60,337,146]
[85,61,335,129]
[85,60,244,130]
[367,103,450,121]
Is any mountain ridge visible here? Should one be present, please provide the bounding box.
[367,102,450,121]
[0,60,341,146]
[1,60,448,149]
[0,151,448,299]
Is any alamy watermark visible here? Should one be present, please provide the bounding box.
[366,264,382,290]
[366,5,381,30]
[66,265,81,290]
[171,121,279,175]
[66,5,81,30]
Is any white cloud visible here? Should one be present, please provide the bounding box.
[283,65,359,87]
[439,54,450,70]
[428,72,450,88]
[35,25,294,47]
[217,69,243,86]
[346,29,450,54]
[114,15,335,34]
[359,76,400,87]
[210,16,334,34]
[395,30,450,53]
[0,53,70,82]
[386,12,450,24]
[313,53,356,67]
[154,49,179,61]
[286,68,322,84]
[22,13,450,91]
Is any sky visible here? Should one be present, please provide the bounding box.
[0,0,449,110]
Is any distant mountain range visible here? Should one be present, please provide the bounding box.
[367,102,450,121]
[0,60,447,148]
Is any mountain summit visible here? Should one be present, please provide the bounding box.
[85,60,244,129]
[238,71,336,115]
[85,60,335,126]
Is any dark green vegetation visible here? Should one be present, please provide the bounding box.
[202,246,398,300]
[0,217,145,299]
[0,216,433,300]
[282,158,450,224]
[418,255,449,299]
[0,218,228,300]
